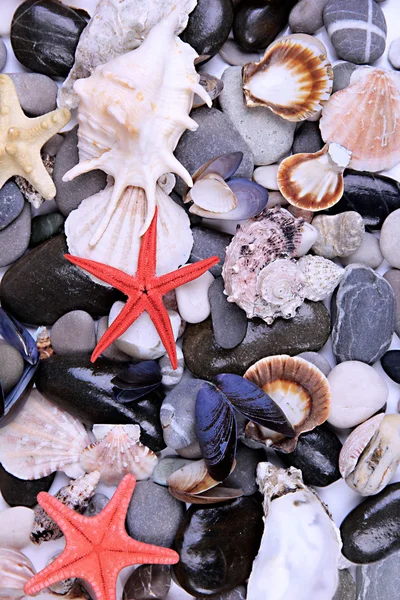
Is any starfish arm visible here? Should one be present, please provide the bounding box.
[65,254,139,294]
[145,294,178,370]
[91,294,147,362]
[25,552,97,597]
[92,475,137,539]
[0,75,25,121]
[137,207,158,284]
[26,108,71,147]
[155,256,220,294]
[17,152,56,200]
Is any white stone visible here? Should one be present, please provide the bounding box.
[380,209,400,269]
[109,302,181,360]
[175,270,214,324]
[327,361,388,429]
[389,37,400,70]
[253,165,280,191]
[267,191,288,208]
[159,345,184,388]
[296,222,319,257]
[340,232,383,269]
[0,507,34,549]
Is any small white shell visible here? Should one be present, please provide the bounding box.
[0,389,92,480]
[0,548,36,598]
[167,459,220,494]
[339,414,385,479]
[298,255,344,301]
[80,424,158,485]
[187,174,238,214]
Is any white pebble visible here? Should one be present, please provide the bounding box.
[109,303,181,360]
[380,209,400,269]
[253,165,280,190]
[267,191,288,208]
[327,361,388,429]
[159,346,184,388]
[0,507,35,549]
[340,232,383,269]
[175,270,214,324]
[389,37,400,70]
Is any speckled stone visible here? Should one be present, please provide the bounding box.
[289,0,329,34]
[0,201,31,267]
[383,269,400,337]
[30,212,65,247]
[324,0,387,64]
[190,226,232,278]
[51,310,96,355]
[333,570,356,600]
[181,0,234,57]
[160,379,206,450]
[0,39,7,71]
[0,181,24,231]
[332,62,358,93]
[0,340,25,394]
[357,551,400,600]
[8,73,58,116]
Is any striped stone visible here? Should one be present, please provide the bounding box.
[324,0,387,64]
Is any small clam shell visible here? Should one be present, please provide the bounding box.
[191,178,268,221]
[187,174,238,213]
[169,485,243,504]
[243,34,333,122]
[192,152,243,183]
[0,548,36,597]
[193,73,224,108]
[244,355,331,452]
[339,414,385,479]
[167,458,221,494]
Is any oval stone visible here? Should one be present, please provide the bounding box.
[11,0,87,77]
[173,495,263,596]
[277,425,342,487]
[0,181,24,231]
[183,301,331,379]
[381,350,400,384]
[123,565,171,600]
[30,212,65,247]
[0,464,55,508]
[0,201,31,267]
[341,483,400,563]
[181,0,234,57]
[233,0,297,51]
[209,277,248,350]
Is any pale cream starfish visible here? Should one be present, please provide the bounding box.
[0,74,71,200]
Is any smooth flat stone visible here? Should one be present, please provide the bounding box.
[160,379,206,450]
[297,351,332,377]
[383,269,400,337]
[223,444,265,495]
[0,340,25,395]
[0,39,6,71]
[35,354,166,452]
[0,201,31,267]
[357,551,400,600]
[51,310,96,355]
[183,301,331,379]
[219,39,260,67]
[123,565,171,600]
[0,181,24,231]
[0,507,34,549]
[127,481,185,548]
[340,232,383,269]
[332,62,359,93]
[208,276,247,350]
[0,463,55,508]
[173,496,263,596]
[0,234,122,325]
[380,209,400,268]
[189,226,232,278]
[233,0,297,51]
[219,67,295,166]
[30,211,65,247]
[381,350,400,384]
[54,126,107,216]
[331,265,395,364]
[289,0,329,34]
[11,0,87,77]
[252,165,279,191]
[8,73,58,116]
[292,121,324,155]
[181,0,234,57]
[152,457,194,486]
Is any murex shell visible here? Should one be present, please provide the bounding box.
[0,547,36,598]
[311,212,365,259]
[339,414,400,496]
[320,67,400,172]
[0,389,92,480]
[247,463,341,600]
[244,355,331,452]
[80,424,158,485]
[243,34,333,122]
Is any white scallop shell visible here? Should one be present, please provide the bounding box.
[298,255,344,301]
[80,424,158,485]
[0,389,92,480]
[0,548,36,598]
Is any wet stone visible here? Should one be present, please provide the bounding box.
[219,39,260,67]
[0,181,24,231]
[123,565,171,600]
[199,587,247,600]
[30,211,65,247]
[233,0,297,51]
[0,463,55,508]
[223,444,265,495]
[181,0,234,58]
[357,551,400,600]
[160,379,206,450]
[209,277,248,350]
[0,201,31,267]
[190,226,232,278]
[8,73,58,116]
[0,340,25,395]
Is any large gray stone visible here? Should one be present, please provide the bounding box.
[0,201,31,267]
[51,310,96,355]
[333,570,355,600]
[332,265,395,364]
[219,67,295,166]
[357,552,400,600]
[289,0,329,34]
[209,276,248,349]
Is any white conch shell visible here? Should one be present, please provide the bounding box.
[0,389,92,480]
[63,8,211,239]
[298,255,344,301]
[59,0,198,109]
[255,259,306,324]
[247,462,341,600]
[65,185,193,278]
[0,548,36,598]
[80,424,158,485]
[320,67,400,172]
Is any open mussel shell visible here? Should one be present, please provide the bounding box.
[169,485,244,504]
[197,178,268,221]
[191,151,244,184]
[193,73,224,108]
[244,355,331,452]
[243,34,333,122]
[188,174,238,214]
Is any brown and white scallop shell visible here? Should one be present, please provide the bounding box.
[0,548,36,598]
[80,424,158,485]
[320,67,400,172]
[243,34,333,122]
[244,355,331,452]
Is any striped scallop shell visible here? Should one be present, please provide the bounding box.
[0,548,36,597]
[243,34,333,122]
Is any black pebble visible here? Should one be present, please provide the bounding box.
[381,350,400,384]
[233,0,298,51]
[0,463,55,508]
[181,0,234,57]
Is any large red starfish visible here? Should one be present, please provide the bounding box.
[65,208,219,369]
[24,475,179,600]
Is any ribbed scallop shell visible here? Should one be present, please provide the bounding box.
[339,414,384,479]
[244,355,331,452]
[320,67,400,172]
[0,548,36,598]
[80,424,158,485]
[243,34,333,122]
[0,389,92,480]
[277,143,351,211]
[298,255,344,301]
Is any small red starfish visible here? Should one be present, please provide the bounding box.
[65,208,219,369]
[24,475,179,600]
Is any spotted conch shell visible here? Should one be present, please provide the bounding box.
[59,0,198,109]
[320,67,400,172]
[80,424,158,485]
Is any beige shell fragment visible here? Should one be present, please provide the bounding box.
[0,548,36,598]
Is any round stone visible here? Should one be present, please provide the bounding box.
[175,270,213,324]
[380,209,400,268]
[340,232,383,269]
[8,73,58,116]
[96,316,131,362]
[30,212,65,247]
[252,165,279,191]
[11,0,87,77]
[297,351,332,377]
[208,276,248,350]
[50,310,96,355]
[323,0,387,64]
[383,269,400,337]
[123,565,171,600]
[0,201,31,268]
[126,481,185,548]
[233,0,297,51]
[389,37,400,70]
[159,345,184,388]
[327,361,388,429]
[0,39,7,71]
[0,340,25,394]
[332,62,359,93]
[0,181,24,231]
[289,0,329,34]
[381,350,400,384]
[181,0,234,57]
[223,444,265,495]
[219,39,260,67]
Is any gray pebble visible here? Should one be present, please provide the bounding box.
[152,457,194,486]
[219,39,260,67]
[160,379,206,450]
[297,351,332,377]
[389,38,400,70]
[176,440,203,459]
[333,569,355,600]
[383,269,400,338]
[190,226,232,278]
[224,444,265,495]
[219,67,295,166]
[42,134,64,157]
[332,62,359,93]
[356,552,400,600]
[289,0,329,34]
[159,346,184,388]
[340,232,383,269]
[53,127,107,216]
[0,39,7,71]
[8,73,58,116]
[51,310,96,355]
[0,201,31,267]
[0,340,25,394]
[209,277,247,349]
[126,481,185,548]
[0,181,24,231]
[96,316,131,362]
[83,493,109,517]
[292,121,324,155]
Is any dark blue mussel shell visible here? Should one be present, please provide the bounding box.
[112,360,162,402]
